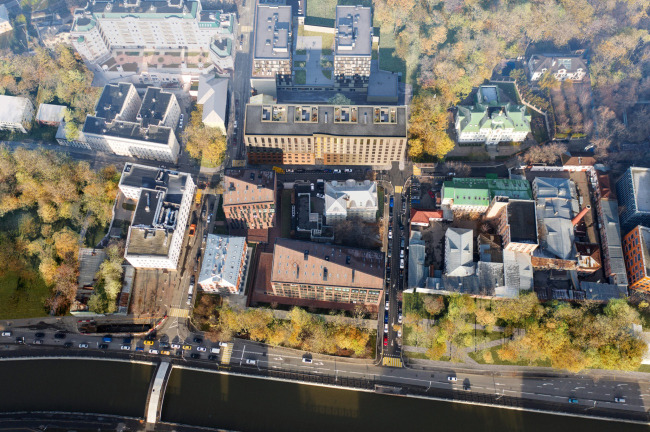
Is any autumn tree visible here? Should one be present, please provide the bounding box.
[523,143,567,164]
[408,93,455,160]
[182,105,227,166]
[328,93,354,105]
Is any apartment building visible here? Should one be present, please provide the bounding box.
[59,84,181,163]
[70,0,236,63]
[244,104,407,165]
[617,167,650,233]
[269,238,384,309]
[334,5,372,91]
[324,179,378,223]
[496,200,539,254]
[251,5,292,94]
[120,163,195,270]
[223,169,277,230]
[0,96,34,133]
[198,234,248,294]
[456,85,530,145]
[623,225,650,292]
[0,5,13,35]
[528,54,588,82]
[441,176,533,214]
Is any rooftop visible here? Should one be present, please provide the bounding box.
[138,87,173,128]
[367,61,399,99]
[601,199,627,285]
[442,176,532,208]
[640,226,650,279]
[598,172,616,200]
[632,168,650,213]
[533,177,578,261]
[120,163,190,205]
[408,231,427,289]
[75,0,199,23]
[244,104,407,137]
[82,116,172,145]
[478,234,503,263]
[36,104,67,123]
[335,5,372,57]
[528,54,588,74]
[198,234,247,289]
[445,228,475,276]
[78,248,107,289]
[223,169,276,207]
[94,82,134,122]
[0,95,32,124]
[503,249,534,292]
[197,75,228,126]
[580,282,628,302]
[457,86,531,134]
[271,238,384,289]
[254,5,292,60]
[324,179,377,216]
[507,200,538,244]
[410,209,443,225]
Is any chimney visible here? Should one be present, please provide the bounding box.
[572,205,591,226]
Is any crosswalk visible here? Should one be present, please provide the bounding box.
[169,307,188,318]
[221,343,234,365]
[382,356,403,368]
[394,186,403,193]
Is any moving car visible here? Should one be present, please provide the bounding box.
[149,349,159,355]
[614,397,626,403]
[15,336,24,344]
[447,376,457,382]
[99,344,109,349]
[54,333,66,339]
[33,339,43,345]
[35,332,45,338]
[1,331,11,336]
[63,342,72,348]
[568,398,579,404]
[121,345,131,350]
[245,359,257,365]
[78,343,89,348]
[302,357,312,363]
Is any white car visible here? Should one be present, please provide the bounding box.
[388,230,392,239]
[210,347,221,354]
[397,330,402,338]
[384,323,388,332]
[385,301,389,311]
[207,215,211,224]
[149,349,159,355]
[398,314,403,324]
[219,341,228,347]
[197,346,207,352]
[400,259,404,269]
[245,359,257,365]
[121,345,131,350]
[344,169,353,173]
[302,357,312,363]
[171,343,181,349]
[79,343,89,348]
[1,331,11,337]
[333,169,341,173]
[447,376,457,382]
[234,120,238,129]
[614,397,626,403]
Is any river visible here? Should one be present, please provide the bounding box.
[1,359,649,431]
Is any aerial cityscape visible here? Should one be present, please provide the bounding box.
[0,0,650,430]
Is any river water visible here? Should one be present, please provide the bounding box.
[1,359,649,432]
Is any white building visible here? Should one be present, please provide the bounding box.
[528,54,588,82]
[0,5,12,35]
[0,95,34,133]
[198,234,248,294]
[324,179,378,223]
[444,228,475,276]
[58,83,181,163]
[197,74,228,133]
[36,103,67,126]
[70,0,236,64]
[120,163,195,270]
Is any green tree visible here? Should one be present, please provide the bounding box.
[328,93,354,105]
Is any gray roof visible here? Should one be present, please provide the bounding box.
[408,231,427,289]
[477,261,506,296]
[335,5,372,57]
[199,234,247,289]
[367,61,399,100]
[197,75,228,126]
[528,54,588,75]
[600,199,627,285]
[632,168,650,213]
[83,116,172,145]
[138,87,173,128]
[534,177,578,260]
[36,104,67,123]
[95,83,134,122]
[580,282,628,302]
[445,228,474,276]
[324,179,377,216]
[503,250,534,292]
[254,5,292,60]
[0,95,31,124]
[244,104,407,137]
[120,163,190,205]
[80,0,198,17]
[507,200,537,244]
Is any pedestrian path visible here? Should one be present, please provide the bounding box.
[221,343,234,365]
[169,307,188,318]
[382,355,403,368]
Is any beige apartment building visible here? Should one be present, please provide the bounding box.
[334,6,372,90]
[251,4,293,94]
[244,104,407,166]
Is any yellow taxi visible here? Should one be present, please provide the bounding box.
[183,345,192,350]
[160,350,171,355]
[143,340,154,346]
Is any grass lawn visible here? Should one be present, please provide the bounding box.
[295,70,307,85]
[638,364,650,373]
[403,292,436,319]
[215,195,226,221]
[322,70,332,79]
[126,51,140,56]
[166,52,181,56]
[200,158,220,168]
[294,61,306,68]
[0,271,50,320]
[303,30,335,51]
[377,28,407,78]
[281,190,293,238]
[83,223,108,248]
[404,351,451,362]
[468,345,552,367]
[494,81,521,103]
[372,41,378,60]
[186,52,201,56]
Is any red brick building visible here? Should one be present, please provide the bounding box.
[623,225,650,291]
[223,169,276,231]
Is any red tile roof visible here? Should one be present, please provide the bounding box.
[410,209,443,225]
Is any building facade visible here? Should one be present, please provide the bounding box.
[623,225,650,292]
[0,5,12,35]
[270,238,384,308]
[251,5,292,94]
[198,234,248,294]
[59,83,181,163]
[244,104,407,166]
[324,179,377,223]
[334,6,372,91]
[120,163,195,270]
[70,0,236,64]
[617,167,650,233]
[456,85,530,145]
[496,200,538,254]
[0,96,34,133]
[441,176,533,214]
[527,54,588,82]
[222,169,277,230]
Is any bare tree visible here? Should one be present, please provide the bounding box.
[524,143,567,164]
[445,161,471,176]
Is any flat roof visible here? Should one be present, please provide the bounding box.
[120,163,190,205]
[271,238,384,289]
[507,200,537,244]
[223,169,276,207]
[367,61,399,99]
[0,95,31,124]
[36,104,67,123]
[632,168,650,213]
[254,5,292,60]
[126,227,172,257]
[95,83,134,122]
[601,199,627,284]
[138,87,173,128]
[443,177,532,207]
[83,116,172,145]
[244,104,407,137]
[335,5,372,57]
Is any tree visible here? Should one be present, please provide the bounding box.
[182,105,227,166]
[423,296,445,316]
[52,227,79,260]
[408,93,455,160]
[328,93,354,105]
[444,161,471,176]
[538,70,560,91]
[524,143,567,164]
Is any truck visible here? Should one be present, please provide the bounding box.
[272,166,285,174]
[195,189,202,206]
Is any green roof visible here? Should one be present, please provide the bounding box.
[457,85,530,134]
[442,177,532,207]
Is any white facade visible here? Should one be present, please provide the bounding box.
[324,179,378,223]
[0,96,34,133]
[0,5,12,35]
[70,0,236,64]
[197,75,228,132]
[198,234,248,294]
[528,55,588,82]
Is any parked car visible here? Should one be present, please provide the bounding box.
[385,301,389,311]
[400,258,404,269]
[219,341,228,347]
[161,350,171,355]
[171,343,181,349]
[183,344,192,350]
[33,339,43,345]
[197,346,207,352]
[54,333,66,339]
[210,347,221,354]
[333,169,341,173]
[207,215,211,224]
[193,337,203,343]
[150,349,160,355]
[383,336,388,346]
[35,332,45,338]
[63,342,72,348]
[344,169,353,173]
[384,323,388,332]
[143,340,154,346]
[190,353,201,359]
